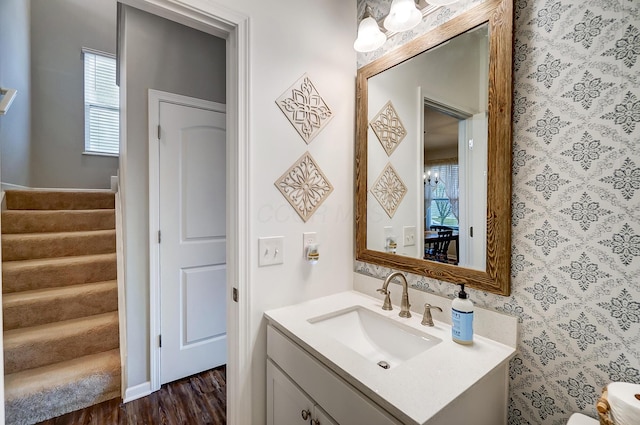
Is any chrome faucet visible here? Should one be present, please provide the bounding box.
[377,271,411,318]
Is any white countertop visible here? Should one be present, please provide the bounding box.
[264,291,517,425]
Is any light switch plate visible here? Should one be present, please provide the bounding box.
[403,226,416,247]
[258,236,284,266]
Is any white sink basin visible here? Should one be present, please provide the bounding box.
[308,306,441,369]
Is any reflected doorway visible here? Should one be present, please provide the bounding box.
[423,102,467,266]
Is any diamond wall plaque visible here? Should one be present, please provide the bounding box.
[276,74,333,144]
[370,101,407,156]
[275,152,334,222]
[371,163,407,218]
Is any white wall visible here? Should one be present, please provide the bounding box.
[0,0,31,187]
[120,4,226,389]
[244,3,355,422]
[29,0,118,189]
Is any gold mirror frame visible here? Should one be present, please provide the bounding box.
[356,0,513,296]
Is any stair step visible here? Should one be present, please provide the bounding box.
[4,311,120,374]
[1,209,115,234]
[3,280,118,331]
[2,253,117,293]
[2,229,116,261]
[4,349,121,425]
[5,190,115,210]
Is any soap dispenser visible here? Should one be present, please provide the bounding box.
[452,284,474,345]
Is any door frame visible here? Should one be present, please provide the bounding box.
[120,1,249,424]
[148,89,226,386]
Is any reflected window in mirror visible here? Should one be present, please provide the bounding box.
[425,163,459,230]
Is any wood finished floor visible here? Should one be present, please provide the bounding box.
[37,366,226,425]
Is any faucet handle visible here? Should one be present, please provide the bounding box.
[421,303,443,326]
[377,288,393,310]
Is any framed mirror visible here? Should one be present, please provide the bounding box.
[355,0,513,295]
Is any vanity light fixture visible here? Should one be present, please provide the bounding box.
[354,5,387,52]
[384,0,422,33]
[355,1,450,52]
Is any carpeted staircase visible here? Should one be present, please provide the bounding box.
[2,190,121,425]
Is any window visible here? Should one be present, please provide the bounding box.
[430,187,458,228]
[83,49,119,156]
[425,163,459,229]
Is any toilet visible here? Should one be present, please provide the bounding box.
[567,413,598,424]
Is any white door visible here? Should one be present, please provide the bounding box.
[158,99,227,384]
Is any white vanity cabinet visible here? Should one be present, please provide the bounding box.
[265,291,517,425]
[267,360,337,425]
[267,325,402,425]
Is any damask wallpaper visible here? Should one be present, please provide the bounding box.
[355,0,640,423]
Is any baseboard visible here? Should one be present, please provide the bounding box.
[1,182,29,191]
[1,182,113,192]
[123,381,152,403]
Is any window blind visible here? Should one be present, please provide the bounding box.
[84,49,119,156]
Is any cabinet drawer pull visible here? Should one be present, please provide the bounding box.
[301,409,310,420]
[311,420,320,425]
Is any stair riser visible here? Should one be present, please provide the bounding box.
[2,232,116,261]
[1,210,115,234]
[3,283,118,331]
[5,190,115,210]
[4,349,121,425]
[6,388,120,425]
[2,257,117,293]
[4,320,119,374]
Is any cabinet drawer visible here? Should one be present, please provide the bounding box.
[267,325,401,425]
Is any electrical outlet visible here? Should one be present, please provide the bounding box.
[302,232,317,258]
[403,226,416,247]
[258,236,284,266]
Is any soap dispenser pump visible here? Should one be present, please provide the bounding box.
[452,284,474,345]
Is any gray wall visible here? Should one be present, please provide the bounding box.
[30,0,118,189]
[0,0,31,187]
[120,4,226,388]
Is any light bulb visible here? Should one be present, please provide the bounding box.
[354,15,387,52]
[384,0,422,33]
